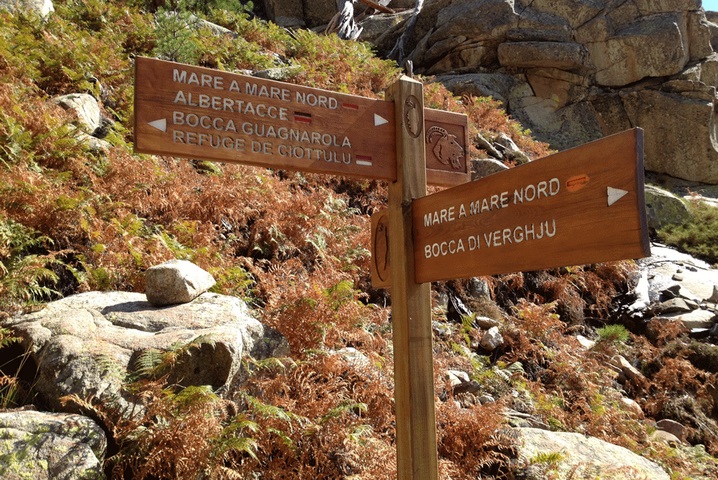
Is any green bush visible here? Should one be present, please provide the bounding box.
[658,200,718,264]
[596,324,630,345]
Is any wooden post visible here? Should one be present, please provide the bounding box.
[385,76,438,480]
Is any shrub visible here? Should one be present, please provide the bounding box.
[596,324,630,345]
[658,200,718,264]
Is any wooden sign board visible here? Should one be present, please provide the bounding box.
[134,57,469,185]
[412,128,650,283]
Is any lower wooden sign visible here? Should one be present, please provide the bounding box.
[371,128,650,286]
[413,128,650,283]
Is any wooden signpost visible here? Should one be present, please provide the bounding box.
[134,57,469,186]
[135,57,650,480]
[385,76,437,480]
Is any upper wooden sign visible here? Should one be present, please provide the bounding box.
[412,128,650,283]
[134,57,469,185]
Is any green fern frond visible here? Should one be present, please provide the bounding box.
[133,348,165,379]
[94,354,128,384]
[267,427,295,450]
[244,394,303,425]
[168,384,219,409]
[319,400,367,425]
[243,356,295,373]
[134,335,220,381]
[223,415,260,436]
[0,327,19,349]
[213,435,259,461]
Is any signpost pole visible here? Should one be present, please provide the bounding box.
[385,76,438,480]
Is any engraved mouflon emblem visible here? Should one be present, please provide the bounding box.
[426,126,465,170]
[403,95,422,138]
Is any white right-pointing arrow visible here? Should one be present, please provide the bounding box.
[149,118,167,132]
[607,187,628,206]
[374,114,389,127]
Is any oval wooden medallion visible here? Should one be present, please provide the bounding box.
[404,95,422,138]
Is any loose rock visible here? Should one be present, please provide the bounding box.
[145,259,216,306]
[480,326,504,351]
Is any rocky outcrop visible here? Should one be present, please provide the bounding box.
[260,0,412,28]
[628,243,718,333]
[0,410,106,480]
[260,0,337,27]
[5,291,288,412]
[362,0,718,184]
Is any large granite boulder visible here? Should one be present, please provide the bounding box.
[260,0,337,27]
[0,410,106,480]
[363,0,718,184]
[516,427,670,480]
[4,291,288,412]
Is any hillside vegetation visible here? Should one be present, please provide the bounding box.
[1,1,718,479]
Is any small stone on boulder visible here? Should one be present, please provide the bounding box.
[145,259,216,306]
